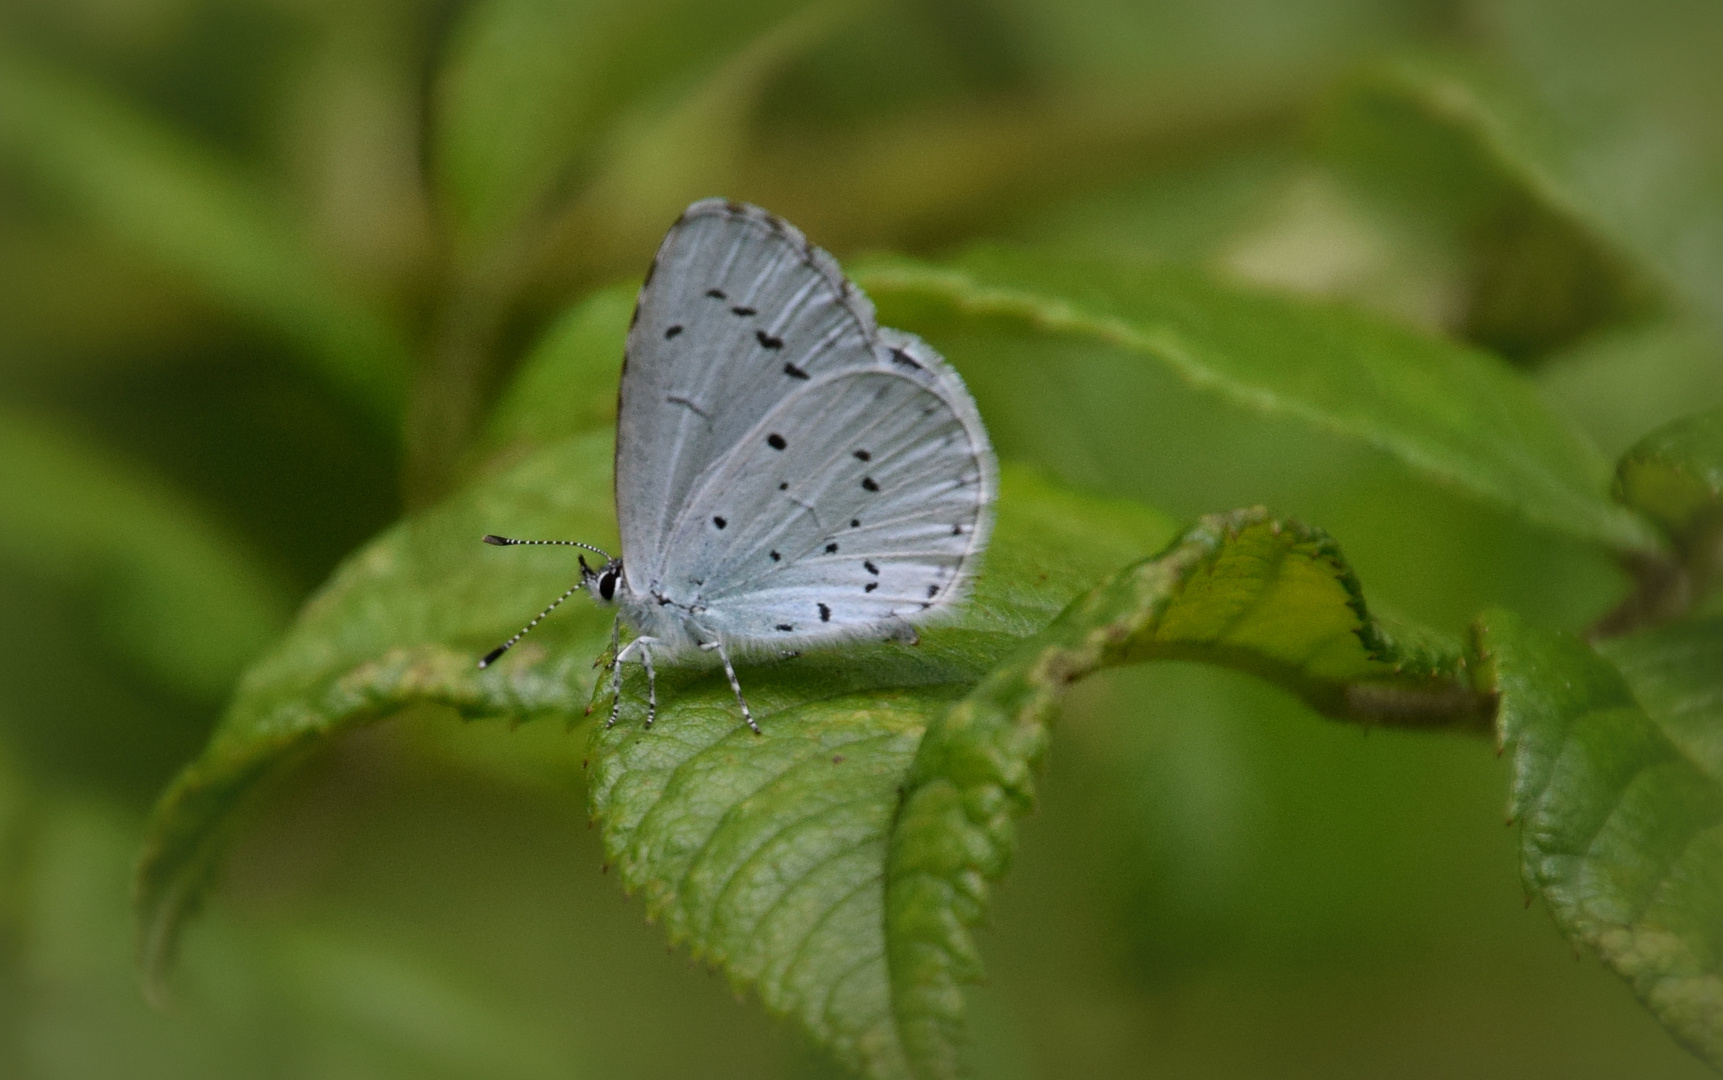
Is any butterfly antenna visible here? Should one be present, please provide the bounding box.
[482,535,611,560]
[479,583,583,669]
[477,535,612,669]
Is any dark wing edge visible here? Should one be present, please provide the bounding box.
[874,325,999,624]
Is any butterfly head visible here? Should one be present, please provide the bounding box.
[580,554,625,606]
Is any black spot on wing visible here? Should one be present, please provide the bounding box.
[889,347,922,370]
[731,305,756,317]
[770,550,781,562]
[706,288,727,299]
[853,449,871,461]
[818,603,831,622]
[861,476,879,492]
[783,362,810,380]
[824,542,838,553]
[864,582,878,593]
[767,433,786,450]
[927,584,939,598]
[864,560,879,575]
[756,329,784,349]
[850,518,860,528]
[713,516,728,530]
[775,623,794,632]
[665,324,683,339]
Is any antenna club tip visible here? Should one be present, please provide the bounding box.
[482,534,511,546]
[480,647,507,667]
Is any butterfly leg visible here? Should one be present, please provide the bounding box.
[607,634,661,729]
[606,640,626,729]
[638,643,658,728]
[700,640,760,735]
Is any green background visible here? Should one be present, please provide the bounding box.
[2,0,1721,1076]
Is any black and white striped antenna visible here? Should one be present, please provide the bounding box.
[477,535,612,669]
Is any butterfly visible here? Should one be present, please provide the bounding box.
[480,199,997,733]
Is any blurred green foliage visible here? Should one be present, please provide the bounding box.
[2,0,1722,1077]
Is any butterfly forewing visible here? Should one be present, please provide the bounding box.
[617,200,881,592]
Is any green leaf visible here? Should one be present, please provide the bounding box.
[1484,0,1723,336]
[1320,54,1661,360]
[886,507,1489,1076]
[585,469,1171,1079]
[1614,405,1723,557]
[134,406,1176,1069]
[1480,609,1723,1070]
[0,50,411,431]
[132,409,1175,1048]
[1538,318,1723,460]
[1598,405,1723,631]
[134,429,624,988]
[856,250,1660,553]
[0,409,292,702]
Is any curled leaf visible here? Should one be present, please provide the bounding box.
[1597,405,1723,634]
[886,508,1489,1076]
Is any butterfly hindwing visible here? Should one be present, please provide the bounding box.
[656,329,996,654]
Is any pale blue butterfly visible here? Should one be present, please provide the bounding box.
[481,199,997,733]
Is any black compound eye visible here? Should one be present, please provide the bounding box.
[598,570,618,602]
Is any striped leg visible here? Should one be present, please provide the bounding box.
[607,635,660,729]
[638,644,658,728]
[701,640,759,734]
[606,639,626,728]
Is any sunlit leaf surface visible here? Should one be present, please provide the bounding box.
[860,251,1657,552]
